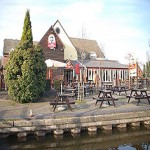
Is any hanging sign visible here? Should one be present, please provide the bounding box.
[129,63,137,77]
[48,34,56,49]
[66,60,74,69]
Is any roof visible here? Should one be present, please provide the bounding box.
[70,37,105,58]
[3,39,19,54]
[3,20,105,59]
[65,59,128,69]
[3,39,38,54]
[80,59,128,69]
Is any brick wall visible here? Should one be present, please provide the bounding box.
[39,26,65,79]
[39,26,64,62]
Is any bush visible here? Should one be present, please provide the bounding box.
[54,80,61,91]
[45,79,51,91]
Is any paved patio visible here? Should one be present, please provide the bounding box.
[0,90,149,120]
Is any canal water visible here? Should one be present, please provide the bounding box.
[0,126,150,150]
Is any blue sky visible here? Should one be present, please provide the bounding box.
[0,0,150,65]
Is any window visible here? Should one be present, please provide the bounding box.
[88,69,92,80]
[89,51,97,59]
[102,69,112,82]
[55,27,60,34]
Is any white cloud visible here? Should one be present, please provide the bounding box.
[0,0,149,65]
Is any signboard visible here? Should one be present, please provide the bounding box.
[129,63,137,77]
[66,60,74,69]
[48,34,56,49]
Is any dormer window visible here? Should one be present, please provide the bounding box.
[89,51,97,59]
[9,48,14,54]
[80,51,86,60]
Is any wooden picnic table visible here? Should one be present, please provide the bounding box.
[95,89,118,108]
[50,92,75,112]
[103,84,113,90]
[111,85,129,95]
[64,88,76,97]
[126,88,150,105]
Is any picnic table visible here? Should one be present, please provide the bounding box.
[103,84,113,90]
[126,88,150,105]
[94,89,118,108]
[50,92,75,112]
[64,88,76,97]
[111,85,129,95]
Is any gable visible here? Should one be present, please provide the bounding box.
[53,20,78,61]
[38,26,64,62]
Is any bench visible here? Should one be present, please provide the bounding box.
[126,95,136,103]
[117,89,129,95]
[93,96,118,107]
[50,100,75,106]
[134,95,150,105]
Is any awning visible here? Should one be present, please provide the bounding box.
[45,59,66,68]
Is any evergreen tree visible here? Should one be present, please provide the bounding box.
[5,9,46,103]
[21,9,33,47]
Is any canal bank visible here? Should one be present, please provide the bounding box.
[0,91,150,138]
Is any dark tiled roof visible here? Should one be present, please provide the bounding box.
[70,37,105,58]
[3,39,38,54]
[81,59,128,69]
[3,39,19,54]
[3,37,105,60]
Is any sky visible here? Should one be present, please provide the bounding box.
[0,0,150,65]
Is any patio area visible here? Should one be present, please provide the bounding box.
[0,89,149,120]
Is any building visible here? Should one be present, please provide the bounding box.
[3,20,130,87]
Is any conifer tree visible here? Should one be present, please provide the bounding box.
[5,9,46,103]
[21,9,33,47]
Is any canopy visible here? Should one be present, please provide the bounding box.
[45,59,66,68]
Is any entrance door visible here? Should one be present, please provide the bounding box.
[64,69,73,85]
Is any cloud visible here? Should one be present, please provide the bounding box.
[0,0,149,65]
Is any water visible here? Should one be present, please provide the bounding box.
[0,127,150,150]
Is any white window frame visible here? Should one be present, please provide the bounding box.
[88,69,93,80]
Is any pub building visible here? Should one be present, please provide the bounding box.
[3,20,135,88]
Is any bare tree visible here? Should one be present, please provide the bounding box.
[78,24,90,39]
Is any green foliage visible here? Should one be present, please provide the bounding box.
[5,44,46,103]
[5,10,46,103]
[53,80,61,91]
[21,9,33,47]
[45,79,51,91]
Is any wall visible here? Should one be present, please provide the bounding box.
[53,21,78,61]
[0,110,149,138]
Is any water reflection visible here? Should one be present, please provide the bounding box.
[0,127,150,150]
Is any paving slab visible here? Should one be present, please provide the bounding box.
[0,90,149,120]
